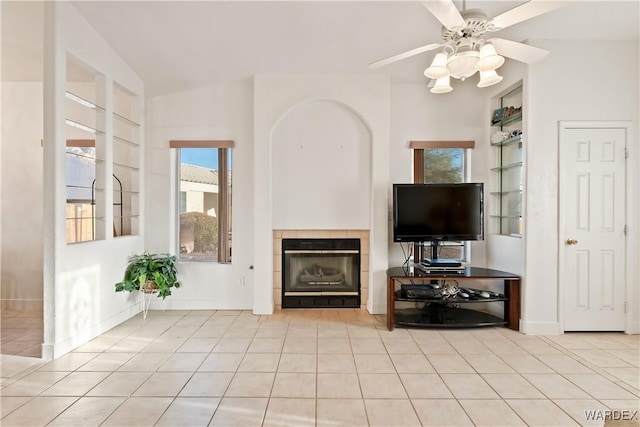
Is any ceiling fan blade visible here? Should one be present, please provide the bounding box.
[489,38,549,64]
[488,0,571,31]
[422,0,465,30]
[369,43,444,69]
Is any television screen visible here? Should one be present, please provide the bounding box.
[393,183,484,242]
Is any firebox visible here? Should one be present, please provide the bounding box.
[282,238,360,308]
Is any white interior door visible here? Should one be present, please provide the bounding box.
[560,124,627,331]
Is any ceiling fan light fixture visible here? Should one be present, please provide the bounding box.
[430,75,453,94]
[424,52,450,79]
[476,42,505,71]
[447,50,479,80]
[477,69,503,88]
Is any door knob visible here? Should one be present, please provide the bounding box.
[566,238,578,245]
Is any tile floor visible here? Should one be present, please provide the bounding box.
[0,309,638,426]
[0,309,43,358]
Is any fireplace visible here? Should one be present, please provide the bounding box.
[282,238,360,308]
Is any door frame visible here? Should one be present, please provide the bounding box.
[558,121,638,334]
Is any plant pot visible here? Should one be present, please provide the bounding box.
[142,280,158,294]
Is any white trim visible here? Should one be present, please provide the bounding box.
[149,298,253,311]
[51,304,140,359]
[558,120,636,334]
[520,320,562,335]
[41,344,54,361]
[253,300,274,315]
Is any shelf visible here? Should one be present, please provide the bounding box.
[113,161,140,172]
[66,184,105,192]
[113,112,140,127]
[65,151,103,163]
[490,161,522,171]
[66,119,104,135]
[113,135,140,147]
[491,111,522,127]
[490,134,523,147]
[65,91,105,111]
[387,267,521,331]
[395,306,507,328]
[395,290,507,304]
[65,215,105,221]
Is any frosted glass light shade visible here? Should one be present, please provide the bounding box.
[424,52,449,79]
[477,69,503,88]
[430,75,452,93]
[476,43,505,71]
[447,50,479,80]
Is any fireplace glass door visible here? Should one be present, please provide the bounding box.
[282,238,360,308]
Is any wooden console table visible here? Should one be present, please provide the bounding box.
[386,266,521,331]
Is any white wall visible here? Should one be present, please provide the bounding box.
[43,1,145,358]
[389,81,488,268]
[1,83,43,312]
[272,100,371,230]
[254,75,390,314]
[523,40,639,334]
[145,82,255,310]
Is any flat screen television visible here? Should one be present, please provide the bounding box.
[393,183,484,243]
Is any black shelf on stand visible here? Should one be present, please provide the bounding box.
[395,305,507,328]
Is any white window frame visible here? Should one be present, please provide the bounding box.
[171,140,234,263]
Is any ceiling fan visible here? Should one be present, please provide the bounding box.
[369,0,569,93]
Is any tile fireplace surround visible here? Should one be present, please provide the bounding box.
[273,230,370,310]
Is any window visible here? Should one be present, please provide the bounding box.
[171,140,233,263]
[411,141,474,261]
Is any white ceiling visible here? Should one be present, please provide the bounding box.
[2,1,639,97]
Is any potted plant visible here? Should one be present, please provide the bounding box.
[115,252,181,299]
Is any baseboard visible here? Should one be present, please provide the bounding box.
[253,300,274,315]
[41,343,54,361]
[147,298,254,311]
[51,304,140,359]
[519,319,562,335]
[369,302,386,315]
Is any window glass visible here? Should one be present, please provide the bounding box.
[178,147,232,262]
[422,148,463,184]
[421,148,465,260]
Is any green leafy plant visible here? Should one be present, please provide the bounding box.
[115,253,181,300]
[180,212,218,253]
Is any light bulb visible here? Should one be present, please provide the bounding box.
[477,69,503,88]
[476,43,505,71]
[424,52,449,79]
[430,75,452,94]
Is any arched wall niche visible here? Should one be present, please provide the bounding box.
[270,99,372,230]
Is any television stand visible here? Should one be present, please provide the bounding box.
[386,266,521,331]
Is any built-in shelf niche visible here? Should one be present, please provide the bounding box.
[489,83,523,237]
[65,55,105,243]
[64,55,142,243]
[112,82,140,237]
